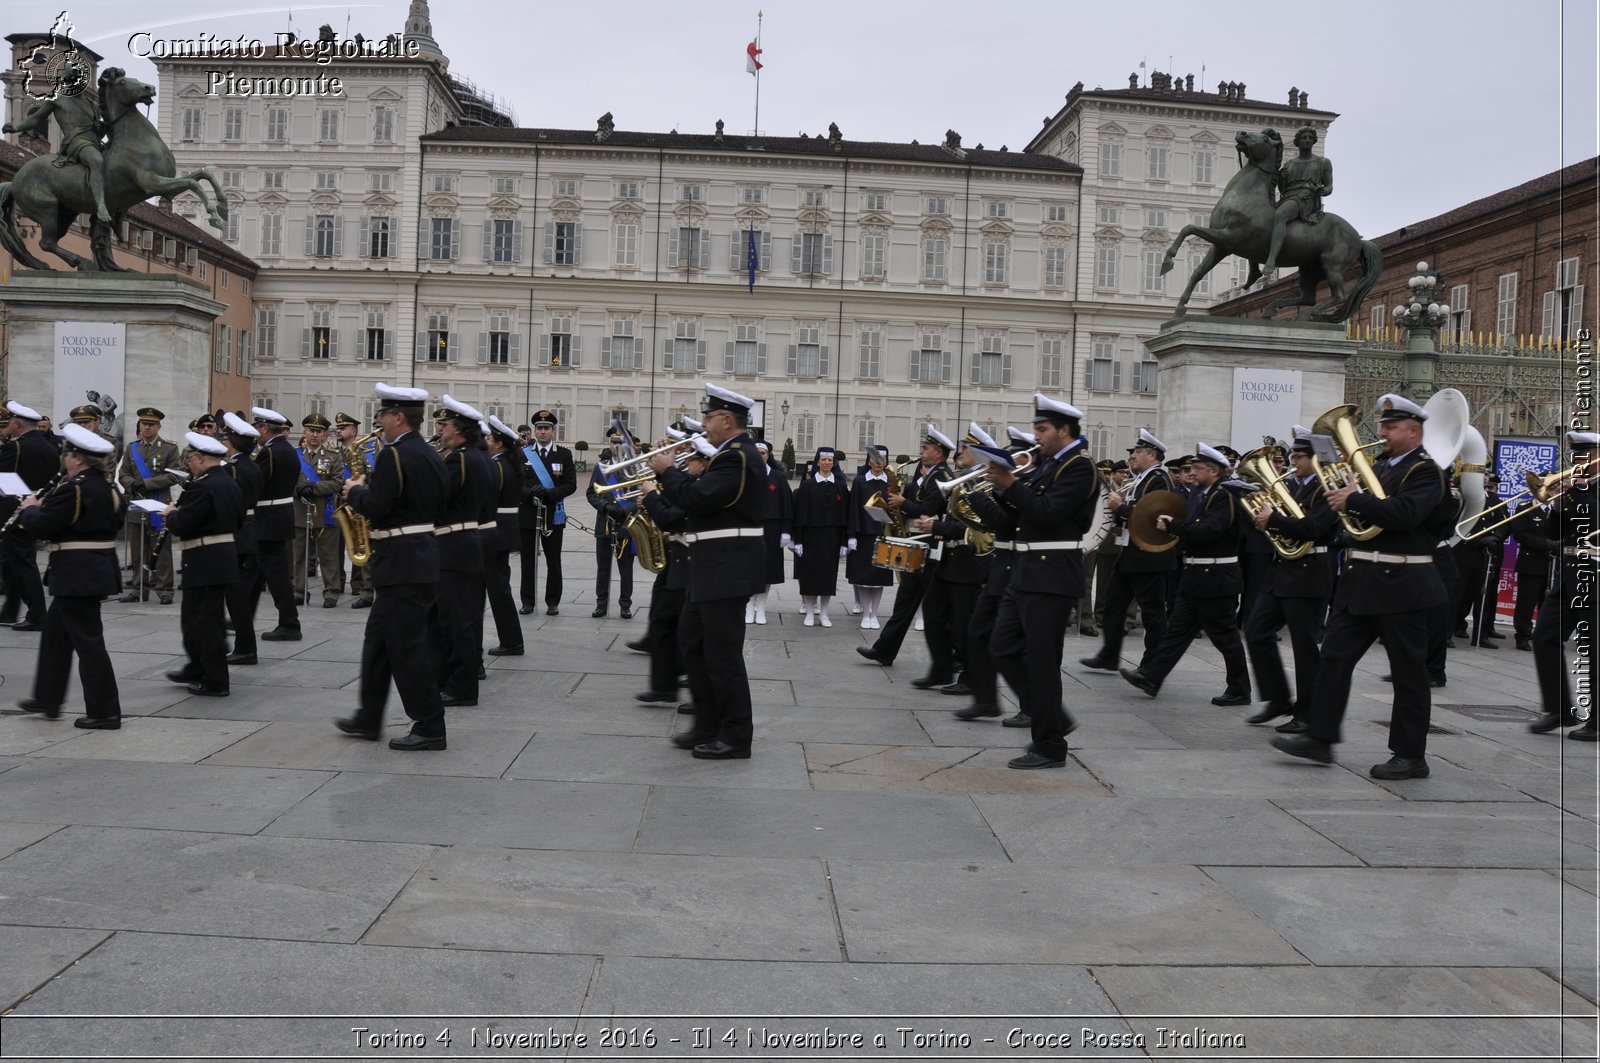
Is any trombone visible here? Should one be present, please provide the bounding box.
[597,437,696,478]
[1455,464,1589,541]
[936,446,1039,494]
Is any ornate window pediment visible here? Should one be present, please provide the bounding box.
[610,202,643,218]
[424,192,457,215]
[857,211,892,227]
[1095,226,1125,240]
[367,86,402,102]
[310,190,341,209]
[487,194,521,213]
[980,219,1014,237]
[1042,222,1073,239]
[258,190,289,208]
[548,196,581,214]
[797,207,830,227]
[1141,229,1170,245]
[1190,129,1220,144]
[1098,121,1128,137]
[920,216,953,235]
[674,203,707,224]
[1146,125,1175,139]
[735,206,769,226]
[177,84,205,99]
[363,191,397,210]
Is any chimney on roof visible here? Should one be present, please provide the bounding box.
[714,118,724,142]
[1128,72,1139,89]
[828,122,842,149]
[1299,91,1309,109]
[1288,86,1298,106]
[943,129,962,152]
[1185,73,1194,92]
[595,111,614,142]
[1237,82,1247,99]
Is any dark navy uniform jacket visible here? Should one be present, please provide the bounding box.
[1335,447,1449,614]
[164,464,243,587]
[1168,482,1243,598]
[488,450,525,554]
[254,434,301,542]
[1263,474,1339,598]
[642,489,691,593]
[348,430,448,588]
[1112,464,1180,574]
[656,433,766,603]
[18,471,123,598]
[993,438,1099,597]
[225,452,265,557]
[438,445,495,574]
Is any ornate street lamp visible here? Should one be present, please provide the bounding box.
[1394,261,1451,401]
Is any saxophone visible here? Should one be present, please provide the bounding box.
[1237,446,1313,560]
[334,430,382,566]
[620,508,669,574]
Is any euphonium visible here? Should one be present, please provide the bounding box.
[1237,446,1313,560]
[864,460,909,537]
[1309,403,1385,542]
[335,429,382,566]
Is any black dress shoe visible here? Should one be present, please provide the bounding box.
[635,691,677,704]
[118,591,145,603]
[1271,733,1334,763]
[165,668,200,685]
[1246,701,1293,724]
[1211,690,1252,707]
[954,703,1002,720]
[322,600,337,609]
[1001,711,1032,728]
[546,607,559,616]
[1119,667,1160,697]
[17,698,61,718]
[677,702,696,715]
[619,607,633,619]
[186,683,229,697]
[939,682,973,696]
[1474,638,1497,649]
[1516,636,1533,651]
[1569,725,1599,742]
[1531,712,1581,734]
[1275,719,1309,734]
[261,627,302,642]
[389,732,446,751]
[855,646,890,665]
[1008,751,1066,770]
[691,740,751,760]
[1079,656,1118,671]
[439,693,477,707]
[671,732,713,749]
[1430,675,1446,688]
[487,645,524,656]
[157,594,173,606]
[518,604,537,615]
[625,639,650,654]
[335,716,380,740]
[11,620,41,632]
[591,606,608,618]
[910,675,951,690]
[74,716,120,730]
[1370,755,1429,780]
[1078,627,1099,638]
[351,599,372,609]
[477,664,487,680]
[225,652,258,666]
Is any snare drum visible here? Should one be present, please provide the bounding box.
[871,535,929,574]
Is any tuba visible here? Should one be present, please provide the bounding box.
[335,429,382,566]
[1309,404,1385,542]
[864,460,909,537]
[1237,446,1314,560]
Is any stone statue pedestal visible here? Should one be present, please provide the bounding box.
[0,273,223,436]
[1144,317,1357,452]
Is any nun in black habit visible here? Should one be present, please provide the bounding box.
[749,439,793,625]
[791,446,850,626]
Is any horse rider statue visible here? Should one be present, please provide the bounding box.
[1262,126,1334,278]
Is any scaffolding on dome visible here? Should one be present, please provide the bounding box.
[448,74,515,127]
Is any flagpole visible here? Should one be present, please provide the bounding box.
[753,10,762,136]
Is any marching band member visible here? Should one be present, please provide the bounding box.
[911,423,996,691]
[483,416,528,657]
[750,439,792,625]
[336,384,450,751]
[161,432,244,697]
[1509,488,1557,651]
[430,396,495,708]
[845,446,892,629]
[220,412,264,665]
[635,438,712,705]
[249,407,302,641]
[587,426,638,619]
[1081,429,1177,672]
[1274,394,1452,778]
[337,412,378,609]
[14,423,124,727]
[520,409,576,616]
[0,402,63,626]
[649,384,766,760]
[1119,443,1251,705]
[791,446,849,627]
[1530,431,1598,738]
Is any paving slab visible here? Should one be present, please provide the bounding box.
[263,772,647,851]
[0,821,63,859]
[0,925,111,1011]
[754,703,930,745]
[914,709,1185,750]
[636,786,1007,861]
[1204,866,1593,970]
[1074,749,1402,800]
[31,716,267,763]
[0,758,332,833]
[365,848,839,961]
[976,796,1363,866]
[467,697,679,738]
[805,743,1111,795]
[3,931,596,1059]
[202,721,534,778]
[0,825,433,942]
[1093,964,1596,1060]
[828,862,1308,966]
[505,733,811,790]
[1279,801,1593,868]
[0,712,90,755]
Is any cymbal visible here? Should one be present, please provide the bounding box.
[1128,489,1185,552]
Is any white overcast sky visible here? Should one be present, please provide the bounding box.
[10,0,1598,237]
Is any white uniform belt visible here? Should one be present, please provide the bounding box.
[1185,556,1238,565]
[433,522,473,536]
[258,497,295,506]
[1348,550,1434,565]
[178,533,234,549]
[369,524,434,540]
[1306,546,1328,554]
[48,540,116,552]
[929,542,945,561]
[991,540,1016,552]
[1114,530,1130,547]
[1010,540,1083,553]
[476,522,497,532]
[1564,546,1597,558]
[496,507,520,515]
[244,508,256,516]
[676,527,764,544]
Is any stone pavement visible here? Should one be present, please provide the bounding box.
[0,550,1595,1061]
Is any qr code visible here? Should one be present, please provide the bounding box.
[1495,440,1559,497]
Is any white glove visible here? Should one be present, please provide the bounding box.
[792,543,804,557]
[847,537,858,551]
[839,545,849,558]
[780,532,793,549]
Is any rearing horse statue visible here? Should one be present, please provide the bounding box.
[1160,128,1381,324]
[0,67,227,271]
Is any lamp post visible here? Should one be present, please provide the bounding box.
[1394,260,1451,402]
[780,399,789,430]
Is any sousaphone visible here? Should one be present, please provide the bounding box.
[1128,489,1187,552]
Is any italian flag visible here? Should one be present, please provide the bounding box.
[746,40,763,75]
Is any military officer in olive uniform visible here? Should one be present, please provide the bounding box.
[117,406,182,605]
[67,403,121,467]
[292,412,347,607]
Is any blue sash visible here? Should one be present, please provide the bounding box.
[596,466,635,556]
[522,446,565,526]
[298,451,335,526]
[127,443,164,533]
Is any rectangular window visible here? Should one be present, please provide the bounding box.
[1089,336,1120,391]
[732,322,761,375]
[1099,141,1121,177]
[795,415,816,455]
[791,325,824,377]
[487,311,512,366]
[862,191,887,212]
[547,316,575,366]
[799,232,825,274]
[369,171,393,192]
[1557,256,1581,289]
[432,175,455,194]
[372,106,394,144]
[741,185,766,205]
[861,233,886,278]
[675,226,701,268]
[1497,272,1517,337]
[364,307,387,361]
[857,419,877,452]
[429,218,457,260]
[858,328,882,379]
[313,215,338,257]
[1133,360,1158,394]
[614,219,638,268]
[1145,207,1167,228]
[1190,252,1211,295]
[255,306,277,361]
[985,200,1010,219]
[1143,249,1165,293]
[1148,144,1169,180]
[552,221,577,265]
[265,107,287,142]
[1448,283,1471,342]
[925,196,949,216]
[493,176,517,196]
[223,108,243,141]
[181,107,202,141]
[220,270,229,289]
[1039,335,1064,388]
[491,219,518,263]
[1043,246,1067,288]
[1544,257,1584,340]
[922,236,947,282]
[364,216,390,259]
[262,170,285,190]
[260,213,282,257]
[223,211,240,245]
[1095,245,1119,289]
[1370,305,1387,333]
[605,318,640,370]
[732,228,770,272]
[310,306,333,360]
[318,109,340,143]
[679,183,703,203]
[983,240,1008,285]
[974,334,1007,385]
[802,188,828,209]
[669,319,701,371]
[1097,203,1120,225]
[554,178,579,199]
[315,170,338,190]
[1046,203,1070,223]
[238,330,251,375]
[215,324,232,373]
[615,180,641,201]
[427,312,452,363]
[913,333,946,383]
[1194,148,1215,185]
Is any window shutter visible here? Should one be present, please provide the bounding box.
[668,228,679,265]
[819,345,830,377]
[969,355,981,385]
[600,335,613,368]
[327,329,339,360]
[663,336,675,368]
[573,225,584,266]
[1113,361,1122,390]
[476,332,489,364]
[1461,309,1472,335]
[356,328,366,359]
[1542,291,1556,336]
[729,231,742,270]
[300,327,311,359]
[1002,352,1014,385]
[787,343,798,375]
[447,332,460,363]
[415,331,427,362]
[303,216,316,255]
[1084,361,1093,389]
[761,232,773,271]
[449,220,460,261]
[509,333,522,366]
[791,235,803,274]
[756,342,768,374]
[697,232,710,271]
[543,221,555,264]
[330,216,344,256]
[570,335,583,367]
[695,338,707,371]
[909,349,919,382]
[511,221,524,263]
[941,349,953,382]
[359,217,371,258]
[1572,287,1585,336]
[381,330,392,359]
[481,222,493,262]
[724,340,736,373]
[821,234,834,275]
[538,335,550,364]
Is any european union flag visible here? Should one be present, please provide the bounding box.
[747,224,758,294]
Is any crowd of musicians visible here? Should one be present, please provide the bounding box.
[2,384,1595,773]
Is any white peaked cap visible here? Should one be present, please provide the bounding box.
[185,431,228,456]
[1195,442,1231,467]
[60,423,112,454]
[1007,426,1036,445]
[1033,392,1085,420]
[965,421,997,448]
[690,435,719,458]
[925,423,956,451]
[222,412,259,437]
[440,394,484,422]
[5,401,41,421]
[373,383,429,404]
[1376,393,1428,422]
[250,406,288,424]
[488,415,519,441]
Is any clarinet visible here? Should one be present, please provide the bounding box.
[0,469,68,535]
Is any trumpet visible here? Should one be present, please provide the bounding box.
[1455,464,1589,541]
[598,437,695,478]
[936,446,1039,494]
[595,473,658,500]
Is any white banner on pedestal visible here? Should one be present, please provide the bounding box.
[1230,368,1303,454]
[53,322,126,438]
